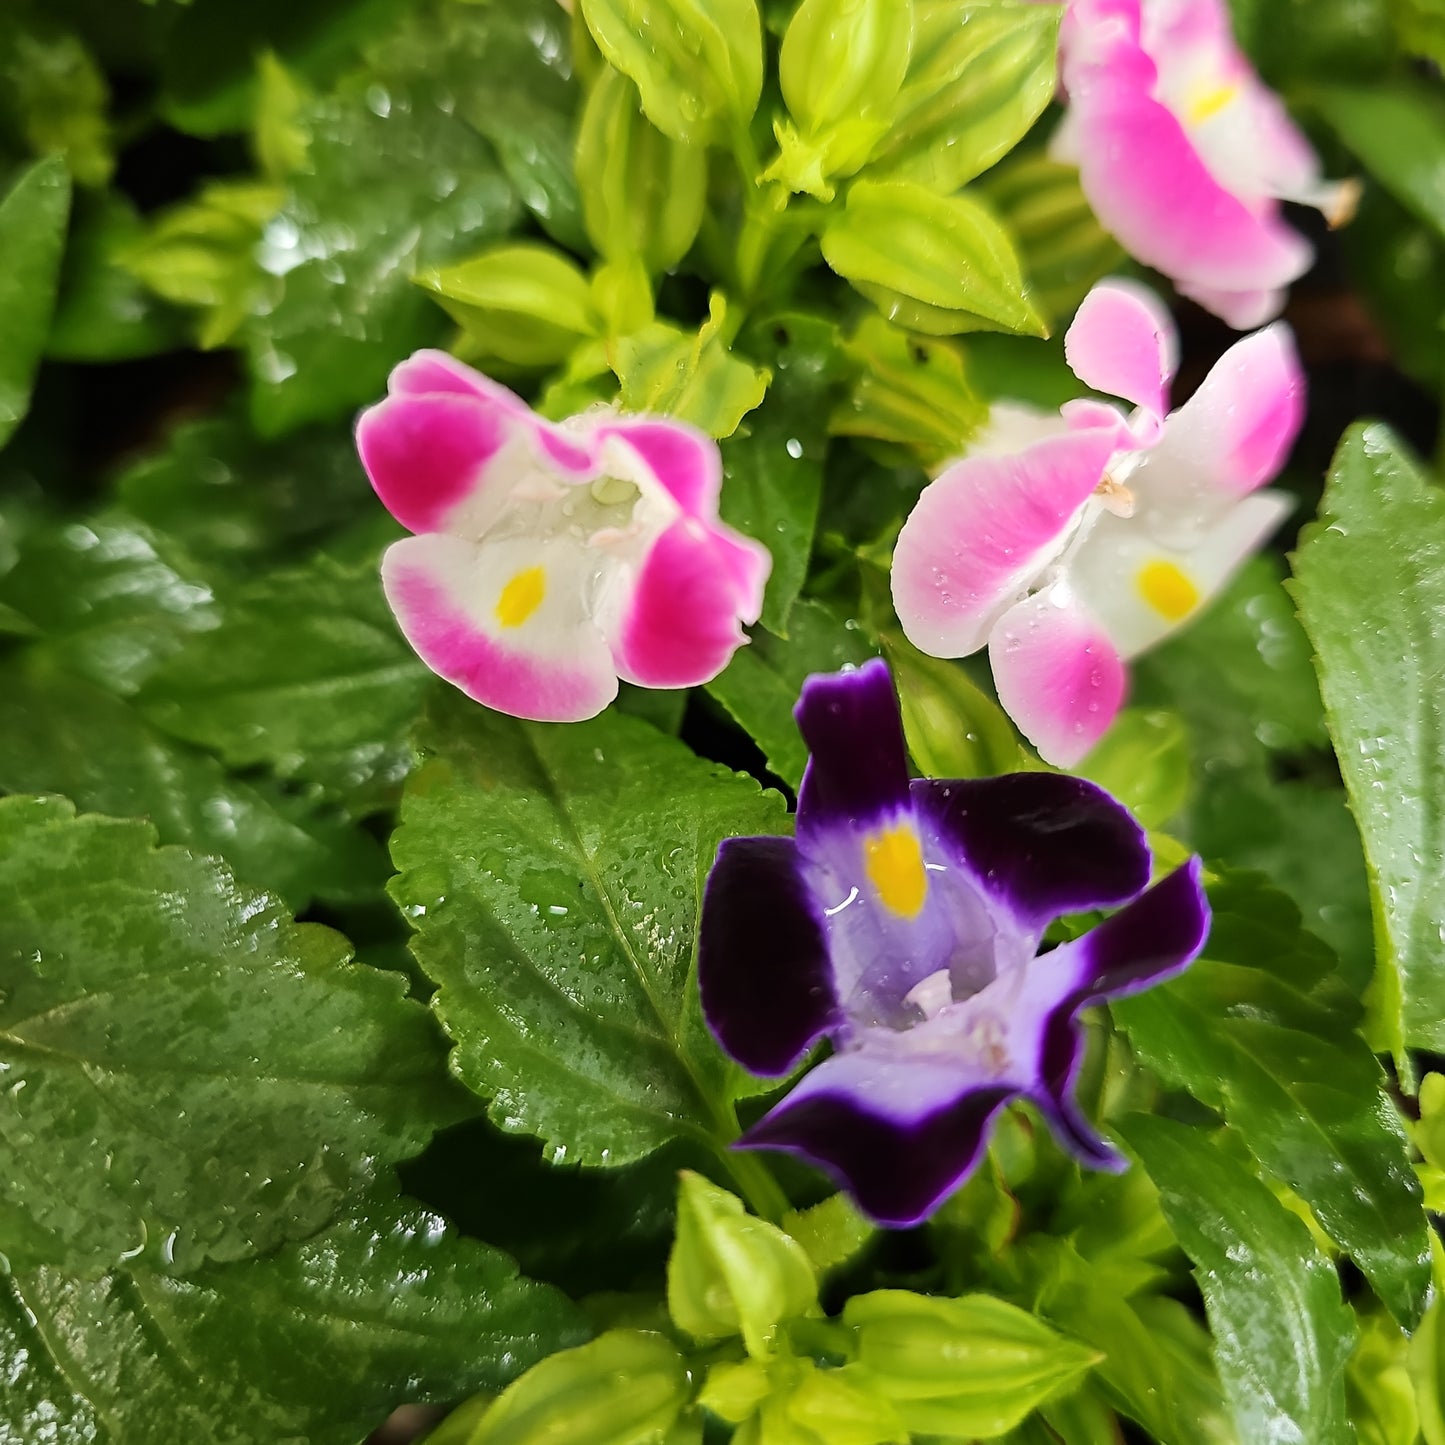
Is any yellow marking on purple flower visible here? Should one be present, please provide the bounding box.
[496,565,546,628]
[1137,559,1199,622]
[864,824,928,919]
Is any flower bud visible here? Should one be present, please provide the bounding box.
[821,180,1046,338]
[472,1330,692,1445]
[576,66,706,274]
[415,242,600,370]
[843,1290,1101,1438]
[579,0,763,147]
[667,1172,818,1356]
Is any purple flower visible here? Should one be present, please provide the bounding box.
[698,661,1209,1227]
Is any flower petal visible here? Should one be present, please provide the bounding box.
[1067,490,1293,660]
[590,418,723,515]
[741,1050,1015,1227]
[988,587,1127,767]
[1029,858,1209,1161]
[909,772,1150,932]
[606,518,768,689]
[698,837,839,1076]
[1064,279,1179,431]
[382,532,618,721]
[893,427,1119,659]
[1135,323,1304,512]
[795,659,912,837]
[357,393,520,537]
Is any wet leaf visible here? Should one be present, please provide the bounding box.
[392,690,788,1167]
[0,1189,583,1444]
[1123,1115,1356,1445]
[0,795,465,1277]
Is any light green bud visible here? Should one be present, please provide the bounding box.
[866,2,1061,192]
[831,314,987,464]
[473,1329,691,1445]
[415,242,600,370]
[821,180,1046,338]
[667,1171,818,1356]
[843,1290,1101,1438]
[611,294,769,438]
[579,0,763,147]
[576,67,707,273]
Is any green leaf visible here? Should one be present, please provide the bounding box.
[418,242,600,370]
[46,192,187,362]
[612,294,770,438]
[0,1188,583,1445]
[866,1,1060,192]
[114,413,374,572]
[0,795,465,1276]
[1411,1271,1445,1445]
[392,690,788,1168]
[0,18,114,186]
[707,598,876,788]
[1113,874,1430,1327]
[576,65,707,273]
[0,508,221,696]
[882,631,1028,779]
[580,0,764,146]
[821,179,1046,337]
[1349,1308,1420,1445]
[719,314,842,631]
[831,315,987,466]
[474,1329,691,1445]
[137,554,427,811]
[1289,424,1445,1052]
[0,653,387,908]
[1022,1240,1239,1445]
[1317,81,1445,238]
[843,1290,1100,1439]
[1079,709,1191,831]
[1122,1115,1357,1445]
[0,155,71,449]
[668,1173,818,1356]
[1394,0,1445,66]
[241,74,519,434]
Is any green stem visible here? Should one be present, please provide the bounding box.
[721,1143,792,1224]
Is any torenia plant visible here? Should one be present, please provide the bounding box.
[7,0,1442,1442]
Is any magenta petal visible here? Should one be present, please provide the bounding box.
[988,590,1126,768]
[1148,323,1305,499]
[893,427,1119,659]
[357,393,514,536]
[610,519,767,689]
[1064,279,1178,426]
[388,348,529,406]
[910,772,1149,931]
[592,418,722,515]
[698,837,839,1077]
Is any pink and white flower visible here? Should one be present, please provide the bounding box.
[1053,0,1357,328]
[357,351,770,722]
[892,279,1305,767]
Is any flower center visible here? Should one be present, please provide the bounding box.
[864,824,928,919]
[1136,559,1199,622]
[495,565,546,628]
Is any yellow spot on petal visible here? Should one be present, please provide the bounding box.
[864,824,928,919]
[1137,559,1200,622]
[1186,80,1239,127]
[495,566,546,628]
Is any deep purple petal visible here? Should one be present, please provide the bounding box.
[742,1080,1014,1228]
[698,836,839,1077]
[795,660,911,843]
[1033,858,1208,1151]
[910,773,1151,932]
